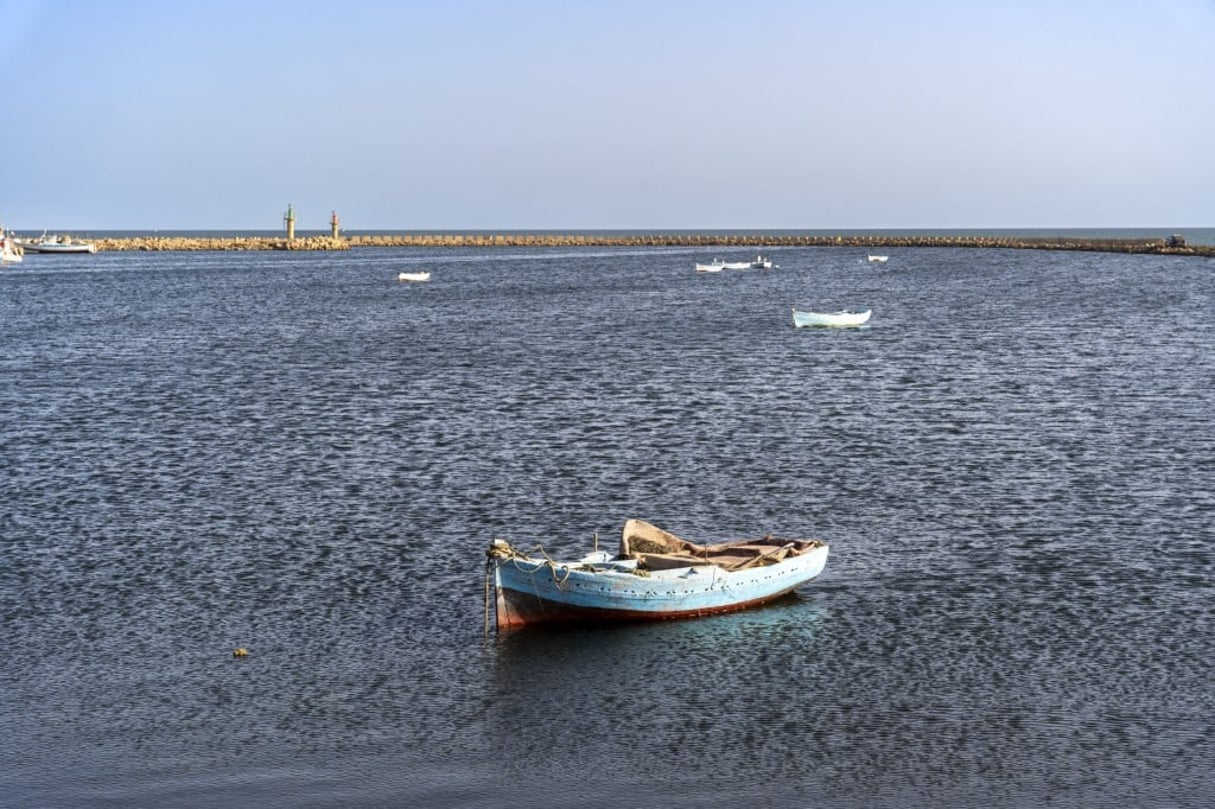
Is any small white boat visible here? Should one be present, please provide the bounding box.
[867,255,888,263]
[696,258,749,272]
[696,257,767,272]
[792,308,872,328]
[397,271,431,282]
[22,232,97,254]
[1,227,23,265]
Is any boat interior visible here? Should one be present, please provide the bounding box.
[620,519,822,571]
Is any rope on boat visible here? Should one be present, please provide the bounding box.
[486,539,575,587]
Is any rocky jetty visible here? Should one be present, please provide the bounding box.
[93,235,349,251]
[85,233,1213,256]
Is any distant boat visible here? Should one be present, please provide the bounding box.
[1,227,23,265]
[867,255,888,263]
[487,518,830,630]
[696,255,773,272]
[792,308,872,328]
[695,258,748,272]
[22,232,97,254]
[397,271,431,282]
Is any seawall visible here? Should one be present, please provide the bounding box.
[88,233,1214,256]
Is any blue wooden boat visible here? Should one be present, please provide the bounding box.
[486,519,829,630]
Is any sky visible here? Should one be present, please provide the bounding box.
[1,0,1212,231]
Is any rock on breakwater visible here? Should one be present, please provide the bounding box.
[86,233,1213,256]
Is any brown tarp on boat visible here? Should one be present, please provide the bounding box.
[619,519,821,571]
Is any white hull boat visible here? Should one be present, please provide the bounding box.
[397,272,431,282]
[696,259,750,272]
[22,233,97,254]
[867,255,888,263]
[696,255,774,272]
[1,228,23,265]
[792,308,872,328]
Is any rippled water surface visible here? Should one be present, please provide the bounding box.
[2,246,1212,808]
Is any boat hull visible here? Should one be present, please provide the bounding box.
[492,544,828,629]
[24,243,97,254]
[792,308,871,328]
[397,272,430,282]
[696,258,768,272]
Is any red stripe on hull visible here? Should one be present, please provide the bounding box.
[494,584,804,630]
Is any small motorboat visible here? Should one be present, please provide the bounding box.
[792,308,872,328]
[487,519,829,630]
[397,271,431,282]
[867,255,888,263]
[751,255,774,269]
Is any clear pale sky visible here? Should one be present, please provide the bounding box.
[2,0,1212,231]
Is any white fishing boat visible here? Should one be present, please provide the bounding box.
[792,308,872,328]
[696,256,772,272]
[22,232,97,254]
[867,255,888,263]
[1,227,23,265]
[397,271,431,282]
[695,258,750,272]
[487,519,830,630]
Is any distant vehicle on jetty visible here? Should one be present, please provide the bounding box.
[792,308,872,328]
[397,271,430,282]
[1,227,23,264]
[21,232,98,254]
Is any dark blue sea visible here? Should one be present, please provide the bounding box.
[2,243,1212,808]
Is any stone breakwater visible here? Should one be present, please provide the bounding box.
[92,236,349,251]
[89,233,1214,256]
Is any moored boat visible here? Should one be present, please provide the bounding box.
[397,271,431,282]
[1,227,23,265]
[792,308,872,328]
[867,255,888,263]
[695,258,751,272]
[486,518,829,630]
[695,255,776,272]
[21,232,97,254]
